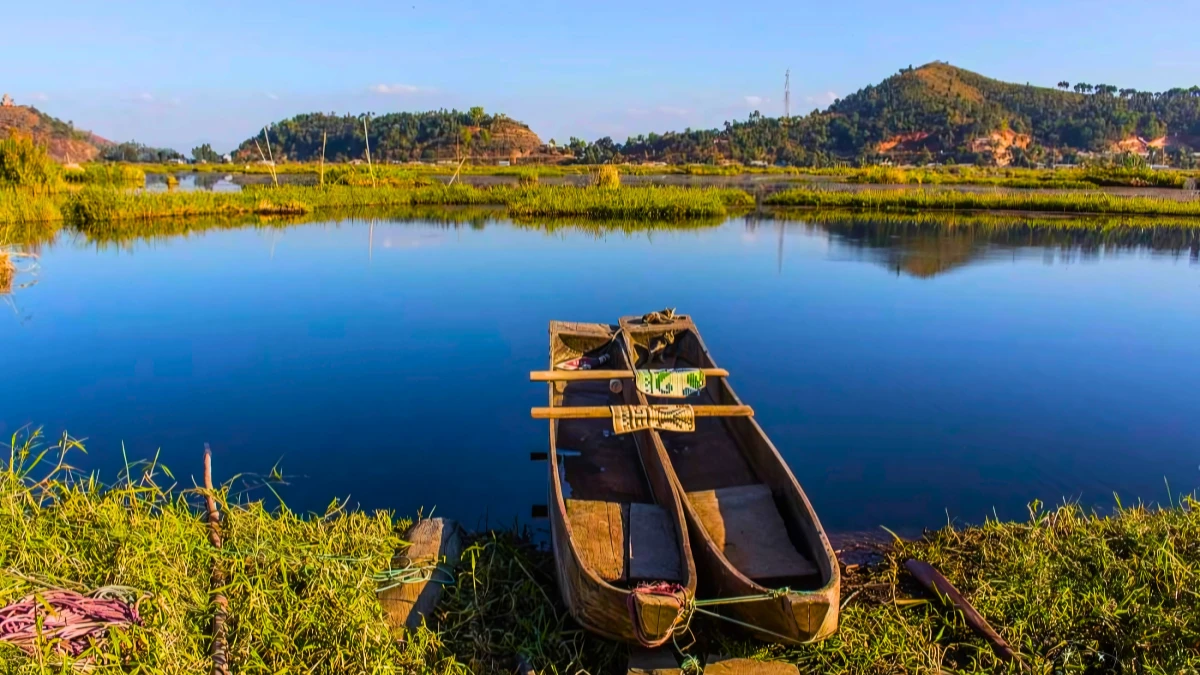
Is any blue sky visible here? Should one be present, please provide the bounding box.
[3,1,1199,152]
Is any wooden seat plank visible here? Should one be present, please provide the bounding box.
[686,484,816,580]
[566,499,629,582]
[628,503,682,582]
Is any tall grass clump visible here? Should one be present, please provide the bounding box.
[63,163,146,188]
[0,192,65,227]
[596,165,620,188]
[508,186,748,219]
[766,186,1200,217]
[0,134,64,193]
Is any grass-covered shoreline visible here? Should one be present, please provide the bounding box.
[766,185,1200,217]
[3,431,1198,673]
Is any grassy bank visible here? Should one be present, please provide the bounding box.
[4,431,1198,673]
[838,165,1194,190]
[766,186,1200,217]
[508,186,751,219]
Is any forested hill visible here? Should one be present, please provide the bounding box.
[591,62,1200,166]
[233,109,544,163]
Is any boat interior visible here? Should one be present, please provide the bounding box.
[550,326,685,588]
[624,321,828,590]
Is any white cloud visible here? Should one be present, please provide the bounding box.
[29,92,49,102]
[744,95,764,107]
[656,105,690,116]
[265,92,279,100]
[369,84,421,95]
[804,91,839,107]
[137,92,154,102]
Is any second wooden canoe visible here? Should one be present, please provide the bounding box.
[620,313,840,644]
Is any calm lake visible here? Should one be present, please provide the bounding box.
[3,213,1199,534]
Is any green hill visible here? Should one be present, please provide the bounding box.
[234,109,546,163]
[597,62,1200,166]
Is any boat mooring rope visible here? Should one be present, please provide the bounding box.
[373,560,456,594]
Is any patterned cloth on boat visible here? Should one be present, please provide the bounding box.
[610,405,695,434]
[635,369,705,398]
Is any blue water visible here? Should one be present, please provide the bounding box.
[3,214,1199,534]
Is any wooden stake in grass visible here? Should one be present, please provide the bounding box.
[363,115,376,188]
[203,444,230,675]
[320,131,327,187]
[262,127,280,188]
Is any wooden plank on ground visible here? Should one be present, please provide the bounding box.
[686,484,816,580]
[628,503,682,582]
[378,517,462,636]
[627,646,683,675]
[704,656,799,675]
[566,499,629,582]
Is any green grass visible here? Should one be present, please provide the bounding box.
[63,164,146,188]
[766,186,1200,217]
[508,186,751,219]
[0,135,64,194]
[6,431,1198,673]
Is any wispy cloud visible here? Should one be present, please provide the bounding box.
[137,92,154,102]
[804,91,839,107]
[744,95,764,107]
[29,92,49,102]
[656,105,690,116]
[265,92,279,100]
[369,84,421,95]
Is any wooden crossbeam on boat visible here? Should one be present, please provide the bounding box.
[530,405,753,420]
[529,368,729,382]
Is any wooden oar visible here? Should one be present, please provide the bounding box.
[529,368,728,382]
[905,560,1026,669]
[530,405,752,419]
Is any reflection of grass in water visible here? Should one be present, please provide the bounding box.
[766,187,1200,217]
[0,251,13,293]
[510,214,725,238]
[764,209,1200,278]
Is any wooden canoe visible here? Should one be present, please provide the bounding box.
[619,314,840,644]
[544,320,697,645]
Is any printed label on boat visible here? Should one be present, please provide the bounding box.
[610,405,696,434]
[635,369,705,398]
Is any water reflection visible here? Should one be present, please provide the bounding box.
[753,211,1200,278]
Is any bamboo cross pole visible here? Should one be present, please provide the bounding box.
[363,115,376,188]
[529,368,728,382]
[530,405,752,420]
[261,127,279,187]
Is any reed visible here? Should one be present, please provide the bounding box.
[766,186,1200,217]
[63,164,146,187]
[595,165,621,188]
[0,134,64,193]
[508,186,750,219]
[0,190,66,227]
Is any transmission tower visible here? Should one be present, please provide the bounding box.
[784,69,791,123]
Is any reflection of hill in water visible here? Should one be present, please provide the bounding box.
[753,211,1200,278]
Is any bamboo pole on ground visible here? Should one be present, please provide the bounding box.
[203,444,230,675]
[905,560,1025,669]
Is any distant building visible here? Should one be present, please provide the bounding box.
[0,93,13,107]
[221,153,232,163]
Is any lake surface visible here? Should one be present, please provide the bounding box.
[3,213,1199,534]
